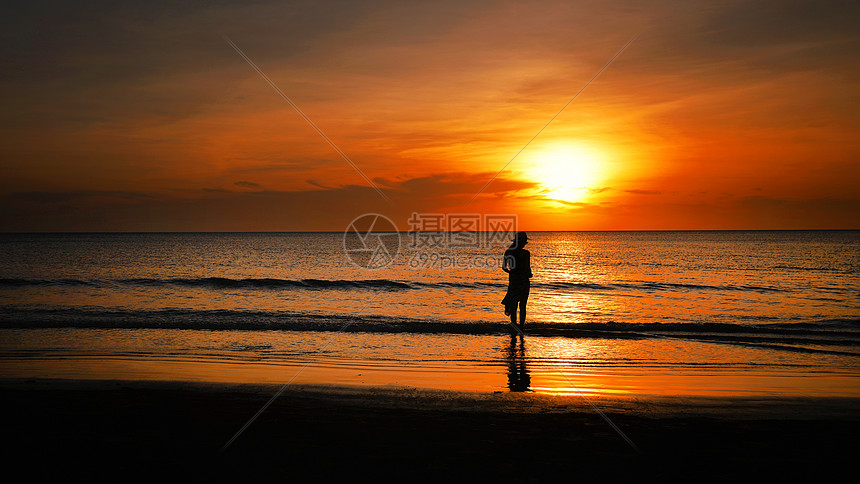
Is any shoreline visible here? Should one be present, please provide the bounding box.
[4,326,858,399]
[4,378,858,482]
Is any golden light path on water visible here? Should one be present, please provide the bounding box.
[2,328,858,399]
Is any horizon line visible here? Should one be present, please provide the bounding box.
[2,228,858,235]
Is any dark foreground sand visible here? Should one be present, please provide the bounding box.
[3,379,858,483]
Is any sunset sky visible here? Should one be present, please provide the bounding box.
[2,0,858,231]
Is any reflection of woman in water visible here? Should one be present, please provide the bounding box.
[506,334,530,392]
[502,231,532,328]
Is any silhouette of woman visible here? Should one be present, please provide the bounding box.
[501,231,532,328]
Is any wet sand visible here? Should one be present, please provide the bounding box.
[3,378,858,483]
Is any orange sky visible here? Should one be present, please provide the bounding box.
[1,0,858,231]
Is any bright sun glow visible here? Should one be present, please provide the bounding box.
[526,144,607,203]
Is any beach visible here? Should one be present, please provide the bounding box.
[4,378,858,482]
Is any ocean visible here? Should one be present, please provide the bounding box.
[1,231,858,397]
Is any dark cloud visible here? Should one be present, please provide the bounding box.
[1,1,378,83]
[227,157,333,175]
[306,179,335,190]
[0,171,534,231]
[0,0,498,129]
[234,181,262,190]
[391,172,534,199]
[701,0,859,46]
[638,0,860,80]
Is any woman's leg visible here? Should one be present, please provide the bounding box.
[519,295,528,326]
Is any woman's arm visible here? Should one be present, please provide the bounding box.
[502,253,513,273]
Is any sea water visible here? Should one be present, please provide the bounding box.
[1,231,858,397]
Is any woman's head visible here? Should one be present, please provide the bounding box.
[512,231,529,248]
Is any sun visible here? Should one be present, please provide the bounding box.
[525,144,607,203]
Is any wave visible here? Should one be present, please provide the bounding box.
[1,307,858,352]
[0,278,97,287]
[0,277,415,290]
[771,265,854,274]
[0,277,790,294]
[128,277,417,290]
[537,280,784,293]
